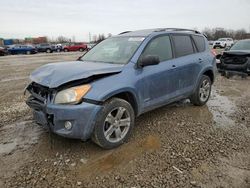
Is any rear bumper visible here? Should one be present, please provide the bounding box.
[27,98,102,140]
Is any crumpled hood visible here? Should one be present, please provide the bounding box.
[223,50,250,56]
[30,61,124,88]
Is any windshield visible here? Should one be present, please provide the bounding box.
[81,37,144,64]
[218,38,226,41]
[230,40,250,51]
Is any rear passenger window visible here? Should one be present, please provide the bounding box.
[172,35,194,57]
[192,35,205,52]
[141,35,173,62]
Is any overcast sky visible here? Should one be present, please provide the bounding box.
[0,0,250,41]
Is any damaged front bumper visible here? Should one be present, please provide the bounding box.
[217,62,250,73]
[217,55,250,74]
[26,84,102,141]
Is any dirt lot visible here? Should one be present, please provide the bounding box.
[0,52,250,188]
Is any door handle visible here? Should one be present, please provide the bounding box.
[172,65,176,68]
[199,58,203,63]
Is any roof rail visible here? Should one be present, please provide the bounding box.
[118,31,131,35]
[155,28,201,34]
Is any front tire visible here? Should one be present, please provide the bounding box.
[92,98,135,149]
[190,75,212,106]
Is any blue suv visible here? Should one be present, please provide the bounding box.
[26,28,216,149]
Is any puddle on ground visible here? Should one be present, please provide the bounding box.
[0,141,17,155]
[77,135,160,178]
[0,120,43,155]
[207,89,236,127]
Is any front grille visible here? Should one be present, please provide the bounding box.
[27,82,52,103]
[223,56,247,65]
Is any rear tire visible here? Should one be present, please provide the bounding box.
[190,75,212,106]
[92,98,135,149]
[64,48,68,52]
[26,51,31,55]
[79,48,84,52]
[46,49,51,53]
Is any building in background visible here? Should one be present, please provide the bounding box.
[3,39,14,45]
[24,36,47,44]
[244,33,250,38]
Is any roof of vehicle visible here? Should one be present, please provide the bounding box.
[117,28,203,37]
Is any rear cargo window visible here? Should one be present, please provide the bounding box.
[172,35,194,57]
[192,35,206,52]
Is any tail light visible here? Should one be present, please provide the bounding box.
[211,49,217,57]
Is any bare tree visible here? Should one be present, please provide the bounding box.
[202,27,248,40]
[56,36,71,43]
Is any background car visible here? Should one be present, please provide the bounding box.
[8,45,37,55]
[36,43,56,53]
[63,43,87,52]
[0,46,7,56]
[213,38,234,49]
[216,39,250,77]
[86,43,97,51]
[54,44,63,52]
[208,40,214,45]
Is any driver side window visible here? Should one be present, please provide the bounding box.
[141,35,173,62]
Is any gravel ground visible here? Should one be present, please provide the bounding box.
[0,52,249,188]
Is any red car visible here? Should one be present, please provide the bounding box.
[63,43,87,52]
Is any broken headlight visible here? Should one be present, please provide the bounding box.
[54,84,91,104]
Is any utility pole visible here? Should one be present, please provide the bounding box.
[72,35,75,42]
[89,32,91,42]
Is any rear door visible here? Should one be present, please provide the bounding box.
[170,34,202,96]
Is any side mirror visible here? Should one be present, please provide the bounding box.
[215,54,222,60]
[138,55,160,67]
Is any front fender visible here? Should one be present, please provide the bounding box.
[85,76,141,114]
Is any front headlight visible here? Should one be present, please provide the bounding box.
[54,84,91,104]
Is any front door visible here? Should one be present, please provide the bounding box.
[135,35,179,112]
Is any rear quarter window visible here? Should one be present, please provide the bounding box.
[172,35,194,57]
[192,35,206,52]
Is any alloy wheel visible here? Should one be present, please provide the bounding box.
[103,107,131,143]
[199,79,211,102]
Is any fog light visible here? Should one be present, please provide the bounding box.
[64,121,72,130]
